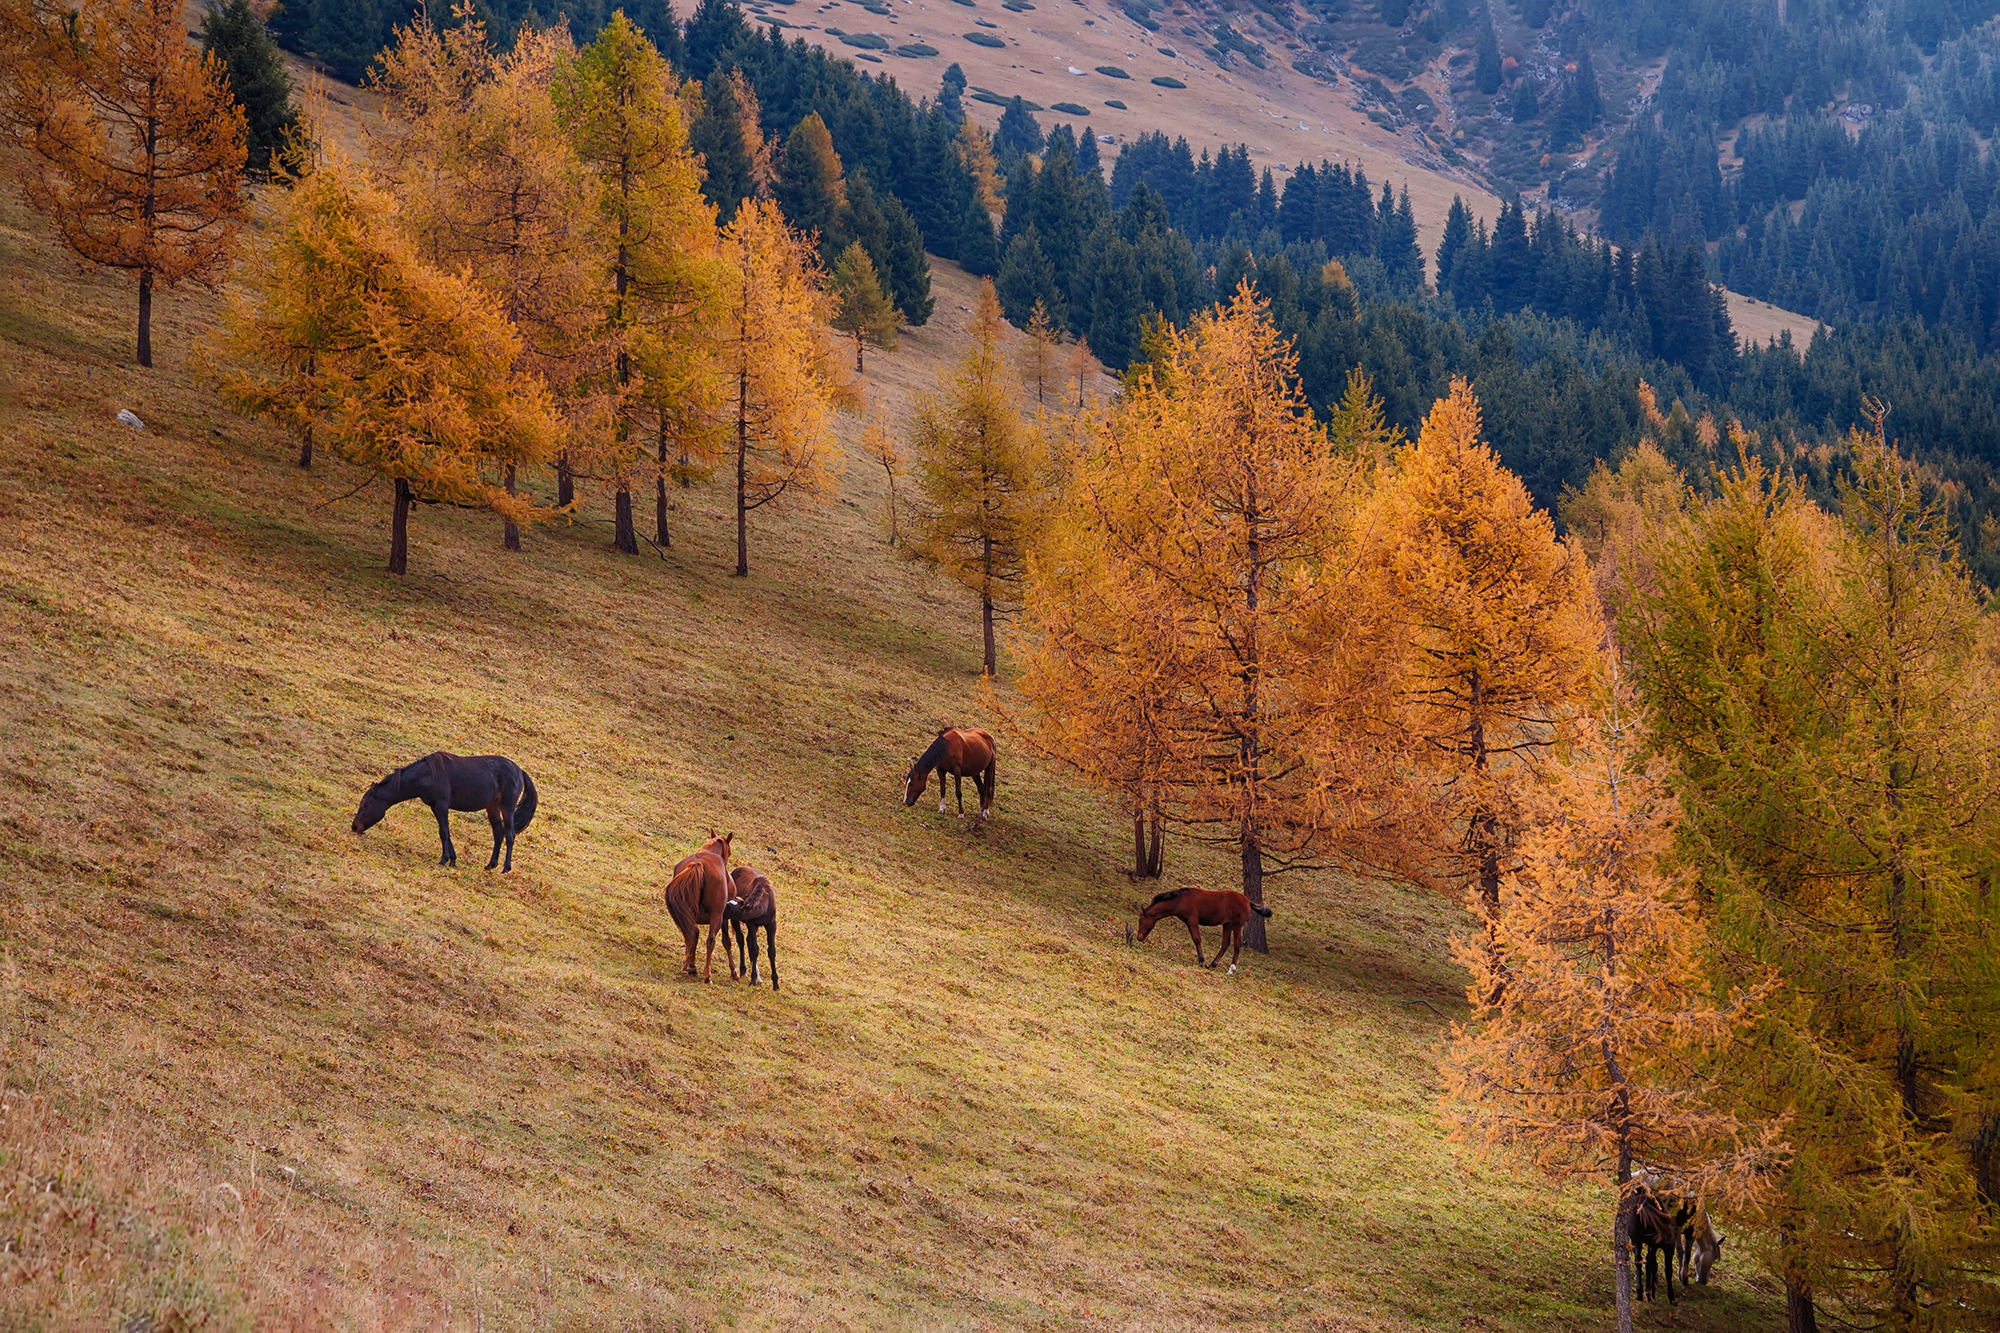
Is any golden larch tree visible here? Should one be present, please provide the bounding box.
[908,278,1044,676]
[1019,283,1361,949]
[555,12,723,554]
[1356,378,1600,949]
[2,0,246,366]
[1018,299,1060,406]
[1628,422,2000,1331]
[716,198,844,577]
[863,393,904,546]
[1442,679,1786,1333]
[216,151,559,574]
[374,11,607,551]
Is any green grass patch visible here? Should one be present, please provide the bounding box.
[1151,74,1185,87]
[1095,64,1130,77]
[964,30,1004,45]
[895,42,939,55]
[1050,100,1090,115]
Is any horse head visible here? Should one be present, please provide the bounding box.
[705,830,732,862]
[351,775,396,834]
[1134,888,1184,942]
[902,732,952,807]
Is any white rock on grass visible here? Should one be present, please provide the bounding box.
[116,409,144,430]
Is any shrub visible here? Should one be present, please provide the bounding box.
[1150,75,1184,87]
[964,30,1005,45]
[1095,65,1130,77]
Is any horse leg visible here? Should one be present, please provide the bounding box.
[954,773,964,814]
[486,806,504,870]
[746,923,760,985]
[1186,919,1204,967]
[701,917,719,983]
[1226,922,1244,974]
[433,801,456,866]
[764,922,777,992]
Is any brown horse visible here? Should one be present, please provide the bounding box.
[723,866,778,991]
[1135,887,1272,974]
[901,727,997,820]
[664,832,732,982]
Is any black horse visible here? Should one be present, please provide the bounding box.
[723,866,778,991]
[351,752,538,870]
[1630,1188,1681,1305]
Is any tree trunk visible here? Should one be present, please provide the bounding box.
[855,331,865,373]
[137,267,153,368]
[1613,1200,1635,1333]
[297,422,313,470]
[1786,1278,1818,1333]
[1133,798,1148,878]
[1241,830,1268,953]
[735,404,750,578]
[558,454,575,509]
[981,533,996,676]
[1148,798,1163,876]
[389,476,411,575]
[614,485,637,554]
[656,417,672,549]
[503,462,520,551]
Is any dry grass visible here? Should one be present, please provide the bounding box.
[0,146,1785,1329]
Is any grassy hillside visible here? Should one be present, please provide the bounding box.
[0,157,1786,1329]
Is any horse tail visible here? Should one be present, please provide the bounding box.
[982,754,997,804]
[1251,904,1273,918]
[515,770,538,831]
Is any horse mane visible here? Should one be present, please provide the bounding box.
[913,730,951,772]
[1147,888,1185,906]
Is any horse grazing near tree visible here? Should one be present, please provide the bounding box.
[665,832,733,983]
[1134,887,1272,974]
[351,752,537,870]
[723,866,778,991]
[1678,1201,1724,1285]
[901,727,997,820]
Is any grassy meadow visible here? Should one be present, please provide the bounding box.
[0,149,1788,1329]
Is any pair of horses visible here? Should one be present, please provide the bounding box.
[1628,1174,1728,1304]
[663,832,779,989]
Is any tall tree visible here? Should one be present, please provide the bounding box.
[376,12,610,552]
[3,0,248,366]
[830,240,898,372]
[908,280,1042,675]
[1018,300,1060,406]
[1443,682,1786,1333]
[689,65,770,225]
[717,199,844,577]
[1353,378,1600,960]
[1628,422,2000,1332]
[773,111,845,259]
[199,0,300,177]
[215,152,560,574]
[1021,284,1364,950]
[556,13,722,556]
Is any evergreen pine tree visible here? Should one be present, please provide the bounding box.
[1475,19,1501,96]
[878,190,935,326]
[774,111,846,261]
[1087,234,1145,369]
[200,0,300,177]
[831,240,899,372]
[691,66,765,224]
[1075,124,1101,180]
[958,188,1001,276]
[303,0,383,84]
[1437,196,1472,300]
[939,62,967,122]
[1511,77,1540,124]
[994,94,1043,161]
[1381,0,1410,25]
[996,225,1063,328]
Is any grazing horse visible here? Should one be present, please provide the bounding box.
[1134,887,1273,974]
[665,832,732,982]
[723,866,778,991]
[901,727,997,820]
[1630,1186,1681,1304]
[351,752,537,870]
[1679,1202,1724,1285]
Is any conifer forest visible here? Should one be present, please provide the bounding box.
[1,0,1999,1328]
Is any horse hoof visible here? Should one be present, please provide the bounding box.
[1228,964,1237,975]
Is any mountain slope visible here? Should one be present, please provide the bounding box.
[0,138,1792,1327]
